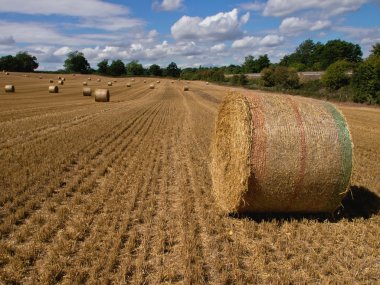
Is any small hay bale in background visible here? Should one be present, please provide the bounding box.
[5,85,15,93]
[143,80,146,83]
[132,79,135,82]
[107,82,112,86]
[83,87,92,96]
[58,80,64,85]
[58,76,61,80]
[49,86,59,93]
[206,82,209,85]
[83,82,88,86]
[183,86,189,91]
[49,79,54,83]
[39,76,43,79]
[88,77,91,81]
[171,81,174,83]
[97,78,101,82]
[211,92,353,214]
[6,72,9,75]
[62,77,66,81]
[94,89,110,102]
[114,80,117,83]
[126,83,131,87]
[149,84,155,89]
[156,80,160,83]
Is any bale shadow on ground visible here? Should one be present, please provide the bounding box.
[230,186,380,223]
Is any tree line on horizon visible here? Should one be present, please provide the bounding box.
[0,39,379,104]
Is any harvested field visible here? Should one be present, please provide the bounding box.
[0,72,379,284]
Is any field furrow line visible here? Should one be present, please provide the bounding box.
[0,100,164,284]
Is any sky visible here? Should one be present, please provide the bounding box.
[0,0,379,70]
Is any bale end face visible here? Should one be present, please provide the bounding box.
[107,82,112,86]
[211,92,252,213]
[211,92,353,214]
[49,86,59,93]
[5,85,15,92]
[94,89,110,102]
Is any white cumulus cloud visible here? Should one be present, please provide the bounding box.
[232,34,284,48]
[153,0,184,11]
[171,9,250,41]
[279,17,331,35]
[263,0,367,17]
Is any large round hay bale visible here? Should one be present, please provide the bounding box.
[49,86,58,93]
[107,82,112,86]
[156,80,160,83]
[58,80,64,85]
[183,86,189,91]
[132,78,135,82]
[5,72,9,75]
[83,87,92,96]
[83,81,88,86]
[94,89,110,102]
[149,84,155,89]
[211,92,353,214]
[97,78,101,82]
[5,85,15,92]
[126,83,131,87]
[88,77,91,81]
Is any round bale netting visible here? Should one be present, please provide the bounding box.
[211,92,353,214]
[95,89,110,102]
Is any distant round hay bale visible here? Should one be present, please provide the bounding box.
[39,76,43,79]
[211,92,353,214]
[126,83,131,87]
[83,81,88,86]
[58,76,61,80]
[5,85,15,92]
[114,80,117,83]
[149,84,155,89]
[83,87,92,96]
[5,72,9,75]
[88,77,91,81]
[49,86,59,93]
[94,89,110,102]
[97,78,101,82]
[183,86,189,91]
[132,79,135,82]
[49,79,54,83]
[206,82,209,85]
[156,80,160,83]
[107,82,112,86]
[171,81,174,83]
[62,77,66,81]
[143,80,146,83]
[58,80,64,85]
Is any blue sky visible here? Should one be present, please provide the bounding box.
[0,0,379,70]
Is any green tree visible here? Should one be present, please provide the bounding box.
[109,59,126,76]
[97,59,109,75]
[63,51,91,73]
[319,40,362,69]
[0,52,38,72]
[166,62,180,78]
[0,55,18,71]
[126,60,144,75]
[370,43,380,57]
[256,55,271,72]
[261,66,299,89]
[149,64,162,76]
[321,60,351,90]
[352,55,380,104]
[14,51,39,72]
